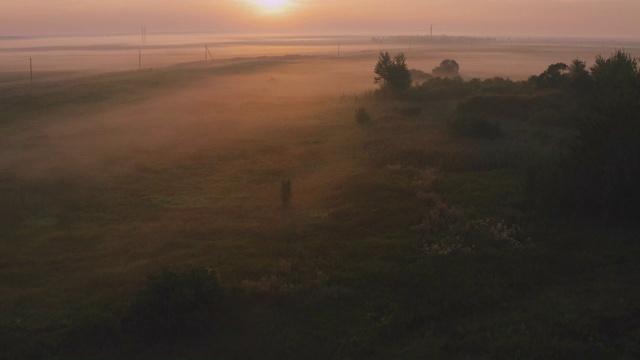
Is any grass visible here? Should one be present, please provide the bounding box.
[0,56,639,359]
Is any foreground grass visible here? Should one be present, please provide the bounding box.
[1,59,639,359]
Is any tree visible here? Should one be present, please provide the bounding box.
[590,50,640,107]
[535,62,569,88]
[374,52,412,93]
[432,59,460,77]
[568,59,591,91]
[561,50,640,222]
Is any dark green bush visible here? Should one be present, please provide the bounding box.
[124,266,225,343]
[416,76,469,100]
[400,106,422,117]
[432,59,460,77]
[451,116,503,139]
[409,68,433,84]
[457,95,529,119]
[355,107,371,124]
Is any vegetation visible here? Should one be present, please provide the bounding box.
[432,59,460,77]
[354,106,371,124]
[373,51,412,94]
[124,266,227,343]
[1,50,639,359]
[555,50,640,222]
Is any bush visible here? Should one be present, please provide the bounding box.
[355,107,371,124]
[457,95,529,119]
[415,76,470,100]
[451,116,503,139]
[124,266,226,343]
[400,106,422,117]
[409,68,433,83]
[432,59,460,77]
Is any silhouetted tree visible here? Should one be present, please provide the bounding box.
[568,59,592,91]
[432,59,460,77]
[535,62,569,88]
[374,52,412,94]
[561,50,640,222]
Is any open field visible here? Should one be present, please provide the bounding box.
[0,55,372,307]
[1,42,640,358]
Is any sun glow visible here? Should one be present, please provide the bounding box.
[251,0,291,14]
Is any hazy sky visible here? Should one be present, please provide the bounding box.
[1,0,639,39]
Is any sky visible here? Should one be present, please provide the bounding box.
[1,0,639,39]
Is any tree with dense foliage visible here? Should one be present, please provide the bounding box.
[432,59,460,77]
[534,62,569,88]
[374,51,412,93]
[568,59,592,90]
[561,50,640,222]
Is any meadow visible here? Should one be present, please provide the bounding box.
[1,38,639,358]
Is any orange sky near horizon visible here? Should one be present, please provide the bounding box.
[1,0,639,39]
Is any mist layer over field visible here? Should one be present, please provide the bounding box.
[2,33,640,77]
[1,34,640,358]
[0,54,379,318]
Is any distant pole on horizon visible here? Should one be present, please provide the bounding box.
[29,58,32,83]
[205,45,214,61]
[141,27,147,46]
[139,50,141,70]
[430,25,433,37]
[338,44,340,57]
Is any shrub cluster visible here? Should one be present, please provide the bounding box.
[355,107,371,124]
[124,266,226,343]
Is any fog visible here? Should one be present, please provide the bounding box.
[0,55,370,180]
[1,35,639,183]
[2,34,639,74]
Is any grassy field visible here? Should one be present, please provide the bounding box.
[1,52,639,359]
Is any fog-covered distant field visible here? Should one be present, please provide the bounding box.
[2,33,639,80]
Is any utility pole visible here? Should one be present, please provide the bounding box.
[141,27,147,46]
[205,45,214,61]
[29,58,33,83]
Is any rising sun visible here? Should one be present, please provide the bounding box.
[251,0,291,14]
